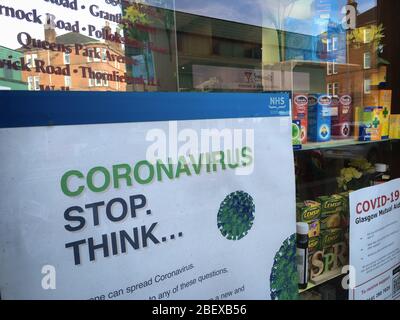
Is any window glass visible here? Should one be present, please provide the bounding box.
[0,0,381,94]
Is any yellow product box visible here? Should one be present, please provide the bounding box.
[390,115,400,139]
[379,90,392,139]
[320,214,341,230]
[296,200,321,222]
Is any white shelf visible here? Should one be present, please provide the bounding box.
[296,138,397,152]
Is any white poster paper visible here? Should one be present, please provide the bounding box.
[349,179,400,300]
[0,114,297,300]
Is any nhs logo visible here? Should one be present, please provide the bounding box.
[266,92,290,116]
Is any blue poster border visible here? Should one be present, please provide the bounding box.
[0,91,291,128]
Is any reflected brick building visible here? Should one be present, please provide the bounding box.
[19,23,126,91]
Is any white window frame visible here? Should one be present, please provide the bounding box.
[26,54,38,68]
[364,79,372,94]
[95,71,102,87]
[28,76,40,91]
[87,49,94,62]
[64,52,71,65]
[103,71,109,87]
[102,48,107,62]
[27,76,34,91]
[94,48,101,62]
[364,52,371,69]
[326,38,332,52]
[34,76,40,91]
[332,37,338,51]
[327,61,338,75]
[333,82,339,96]
[327,83,333,96]
[364,28,372,43]
[332,61,338,74]
[64,76,71,88]
[88,77,95,87]
[327,62,332,75]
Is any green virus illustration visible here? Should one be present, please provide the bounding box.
[270,234,299,300]
[217,191,255,240]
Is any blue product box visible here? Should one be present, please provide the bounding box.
[308,94,332,142]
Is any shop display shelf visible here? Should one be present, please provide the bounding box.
[296,138,397,152]
[299,270,343,294]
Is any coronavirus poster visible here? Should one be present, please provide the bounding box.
[0,91,297,300]
[349,179,400,300]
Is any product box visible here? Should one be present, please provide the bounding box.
[379,90,392,140]
[320,214,341,230]
[308,236,321,254]
[363,90,392,140]
[339,191,350,229]
[316,194,343,217]
[321,228,343,248]
[358,106,384,141]
[354,106,362,141]
[292,94,309,144]
[309,220,321,238]
[331,95,353,140]
[296,200,321,222]
[292,120,302,150]
[308,94,332,142]
[390,115,400,139]
[339,191,350,213]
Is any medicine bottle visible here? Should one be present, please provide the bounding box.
[297,222,309,290]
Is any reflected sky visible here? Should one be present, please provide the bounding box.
[175,0,377,34]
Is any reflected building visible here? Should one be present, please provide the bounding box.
[18,23,127,91]
[0,46,28,90]
[120,0,384,99]
[325,3,388,107]
[122,1,178,92]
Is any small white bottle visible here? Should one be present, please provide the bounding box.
[373,163,391,185]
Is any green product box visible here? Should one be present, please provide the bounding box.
[339,191,350,213]
[296,200,321,223]
[320,214,341,230]
[317,194,343,217]
[321,229,343,248]
[308,236,321,254]
[339,191,351,228]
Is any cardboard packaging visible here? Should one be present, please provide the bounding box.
[317,194,343,218]
[292,94,309,144]
[308,94,332,143]
[297,201,321,222]
[390,115,400,139]
[292,120,302,150]
[320,214,341,230]
[363,90,392,139]
[321,228,343,248]
[358,106,384,141]
[379,90,392,140]
[296,201,321,238]
[331,95,353,140]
